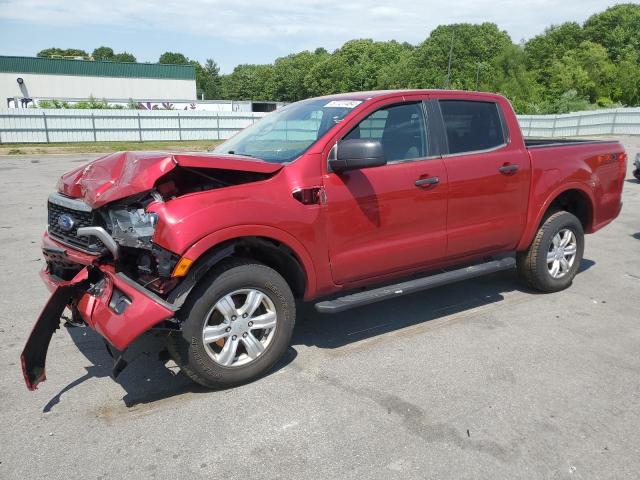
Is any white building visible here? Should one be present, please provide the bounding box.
[0,56,197,108]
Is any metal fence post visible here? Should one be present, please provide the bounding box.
[91,113,97,142]
[611,110,618,135]
[575,114,582,137]
[216,114,220,140]
[177,112,182,141]
[137,112,142,142]
[42,111,50,143]
[551,115,558,138]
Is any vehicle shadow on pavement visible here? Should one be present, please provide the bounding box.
[43,326,297,411]
[293,260,595,350]
[42,260,595,411]
[292,270,522,350]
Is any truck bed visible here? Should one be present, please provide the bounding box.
[525,138,614,149]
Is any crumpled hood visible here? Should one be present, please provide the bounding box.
[57,151,283,208]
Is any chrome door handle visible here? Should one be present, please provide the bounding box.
[415,176,440,187]
[499,164,519,174]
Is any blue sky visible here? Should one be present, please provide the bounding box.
[0,0,619,73]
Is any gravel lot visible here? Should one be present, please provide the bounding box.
[1,139,639,479]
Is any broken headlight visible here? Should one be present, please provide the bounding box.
[108,208,159,249]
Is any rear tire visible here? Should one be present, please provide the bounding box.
[517,211,584,292]
[168,258,296,389]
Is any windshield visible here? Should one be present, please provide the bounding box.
[213,98,362,163]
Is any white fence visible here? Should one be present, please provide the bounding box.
[0,109,268,143]
[2,107,640,144]
[518,108,640,138]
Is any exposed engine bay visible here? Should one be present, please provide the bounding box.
[46,165,277,297]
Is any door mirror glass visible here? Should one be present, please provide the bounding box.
[329,139,386,173]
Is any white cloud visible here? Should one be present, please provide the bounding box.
[0,0,618,49]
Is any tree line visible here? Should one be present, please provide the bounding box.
[36,4,640,114]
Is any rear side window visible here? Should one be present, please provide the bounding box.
[439,100,506,154]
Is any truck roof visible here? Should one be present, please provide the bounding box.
[316,89,507,102]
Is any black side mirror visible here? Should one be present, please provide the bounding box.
[329,139,386,173]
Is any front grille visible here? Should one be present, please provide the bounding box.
[47,200,105,253]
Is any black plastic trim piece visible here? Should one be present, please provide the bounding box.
[315,257,516,314]
[115,272,179,312]
[165,245,235,308]
[424,100,448,156]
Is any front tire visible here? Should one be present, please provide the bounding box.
[633,169,640,181]
[517,211,584,292]
[168,258,296,389]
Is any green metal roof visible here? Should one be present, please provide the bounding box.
[0,56,195,80]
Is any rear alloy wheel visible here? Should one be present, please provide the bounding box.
[168,259,295,389]
[546,228,578,279]
[517,211,584,292]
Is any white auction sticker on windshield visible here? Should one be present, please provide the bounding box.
[324,100,362,108]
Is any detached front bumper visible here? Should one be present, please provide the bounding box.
[21,236,178,391]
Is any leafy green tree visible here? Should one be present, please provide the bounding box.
[92,47,136,62]
[112,52,136,62]
[37,47,89,58]
[191,59,223,99]
[524,23,584,68]
[159,52,190,65]
[547,41,615,103]
[221,64,275,100]
[201,59,222,99]
[407,23,513,90]
[270,50,329,101]
[485,44,543,113]
[584,3,640,60]
[612,50,640,105]
[92,46,115,60]
[303,39,411,96]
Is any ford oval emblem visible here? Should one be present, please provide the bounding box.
[57,214,75,232]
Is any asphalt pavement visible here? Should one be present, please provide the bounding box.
[0,138,639,479]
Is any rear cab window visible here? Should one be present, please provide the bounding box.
[439,100,507,155]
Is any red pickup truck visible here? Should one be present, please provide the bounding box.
[22,90,626,391]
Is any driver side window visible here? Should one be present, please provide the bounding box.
[343,103,428,162]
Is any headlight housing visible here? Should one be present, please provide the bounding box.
[108,208,159,249]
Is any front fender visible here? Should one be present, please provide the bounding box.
[181,225,318,299]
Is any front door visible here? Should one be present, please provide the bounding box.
[323,101,448,285]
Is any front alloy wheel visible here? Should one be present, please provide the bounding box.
[202,289,278,367]
[168,258,296,389]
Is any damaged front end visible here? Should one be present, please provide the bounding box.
[22,244,179,391]
[23,151,282,391]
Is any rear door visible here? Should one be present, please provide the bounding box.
[434,98,531,258]
[323,99,448,284]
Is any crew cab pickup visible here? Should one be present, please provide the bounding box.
[22,90,626,390]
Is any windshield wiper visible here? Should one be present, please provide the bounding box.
[227,150,256,158]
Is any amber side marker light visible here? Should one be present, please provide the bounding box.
[172,257,193,277]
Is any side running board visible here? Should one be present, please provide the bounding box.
[315,257,516,314]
